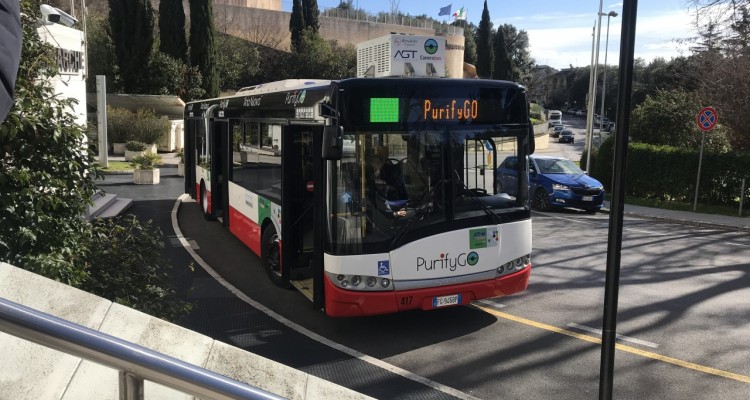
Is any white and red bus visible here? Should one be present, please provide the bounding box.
[183,77,535,317]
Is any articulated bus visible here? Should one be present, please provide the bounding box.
[183,77,535,317]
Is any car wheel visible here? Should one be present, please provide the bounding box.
[200,180,215,221]
[262,225,290,288]
[533,188,550,211]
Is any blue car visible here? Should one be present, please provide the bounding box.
[496,155,604,213]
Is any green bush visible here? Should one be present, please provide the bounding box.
[107,106,136,143]
[81,216,192,322]
[134,108,170,144]
[125,140,147,151]
[590,137,750,206]
[130,153,162,170]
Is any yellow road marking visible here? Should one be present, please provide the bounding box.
[473,303,750,384]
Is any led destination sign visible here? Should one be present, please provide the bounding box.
[423,99,478,122]
[350,84,528,127]
[370,97,481,123]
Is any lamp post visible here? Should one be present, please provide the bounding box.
[599,11,618,137]
[585,0,604,173]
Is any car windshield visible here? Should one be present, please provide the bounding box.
[535,158,584,174]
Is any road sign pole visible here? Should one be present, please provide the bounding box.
[693,131,705,212]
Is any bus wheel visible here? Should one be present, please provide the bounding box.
[262,225,290,288]
[200,180,215,221]
[533,188,550,211]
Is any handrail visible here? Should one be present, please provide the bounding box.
[0,297,285,400]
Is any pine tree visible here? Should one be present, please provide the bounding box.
[476,0,493,78]
[290,0,305,52]
[492,27,512,80]
[108,0,154,93]
[303,0,320,33]
[189,0,219,98]
[158,0,188,62]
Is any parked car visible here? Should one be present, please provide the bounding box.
[550,124,564,138]
[558,129,574,143]
[495,155,604,213]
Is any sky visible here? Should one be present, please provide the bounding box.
[281,0,698,70]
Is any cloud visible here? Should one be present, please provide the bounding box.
[522,9,695,69]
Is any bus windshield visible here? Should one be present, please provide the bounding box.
[329,128,526,254]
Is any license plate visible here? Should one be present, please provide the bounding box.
[582,196,593,201]
[433,294,462,308]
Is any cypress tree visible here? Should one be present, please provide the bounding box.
[475,0,493,78]
[189,0,219,98]
[458,20,477,65]
[158,0,187,62]
[302,0,320,33]
[290,0,305,52]
[108,0,154,93]
[492,27,512,80]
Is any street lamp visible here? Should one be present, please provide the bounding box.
[599,11,618,137]
[584,0,604,174]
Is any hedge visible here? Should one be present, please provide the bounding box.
[590,136,750,206]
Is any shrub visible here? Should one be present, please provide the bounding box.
[125,140,147,151]
[107,106,136,143]
[130,153,162,170]
[81,216,192,322]
[134,108,170,144]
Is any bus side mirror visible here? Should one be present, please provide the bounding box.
[527,124,536,155]
[322,125,343,160]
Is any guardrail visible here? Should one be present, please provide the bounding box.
[0,297,284,400]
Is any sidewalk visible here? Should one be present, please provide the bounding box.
[602,200,750,232]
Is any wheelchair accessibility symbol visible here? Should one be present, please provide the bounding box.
[377,260,390,276]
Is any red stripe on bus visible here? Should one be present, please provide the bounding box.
[228,206,262,257]
[323,266,531,317]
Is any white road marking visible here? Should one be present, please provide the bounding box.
[171,195,483,400]
[566,323,659,348]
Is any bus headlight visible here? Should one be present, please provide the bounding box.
[327,272,394,291]
[496,254,531,277]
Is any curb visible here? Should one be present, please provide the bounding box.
[600,208,750,233]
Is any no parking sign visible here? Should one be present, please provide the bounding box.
[696,106,718,132]
[693,106,719,211]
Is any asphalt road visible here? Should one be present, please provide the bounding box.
[175,199,750,400]
[102,149,750,400]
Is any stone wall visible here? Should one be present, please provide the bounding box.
[214,5,466,78]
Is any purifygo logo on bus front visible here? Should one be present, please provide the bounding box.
[417,252,479,272]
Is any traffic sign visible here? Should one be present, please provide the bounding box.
[696,106,718,131]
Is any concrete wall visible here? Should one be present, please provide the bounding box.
[215,0,281,10]
[0,262,372,400]
[215,6,466,78]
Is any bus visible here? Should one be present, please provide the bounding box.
[183,77,535,317]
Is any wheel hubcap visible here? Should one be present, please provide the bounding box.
[266,234,281,277]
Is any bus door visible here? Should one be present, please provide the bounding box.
[185,119,198,197]
[208,119,230,225]
[281,125,319,283]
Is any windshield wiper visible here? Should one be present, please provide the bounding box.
[453,170,501,225]
[390,177,446,248]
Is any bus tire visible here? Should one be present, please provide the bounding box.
[200,180,215,221]
[262,225,290,288]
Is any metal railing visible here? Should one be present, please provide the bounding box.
[0,297,285,400]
